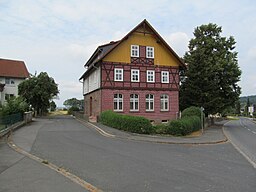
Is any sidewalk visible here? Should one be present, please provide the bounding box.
[0,119,87,192]
[86,119,229,144]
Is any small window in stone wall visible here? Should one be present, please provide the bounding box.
[130,94,139,111]
[160,94,169,111]
[146,94,154,111]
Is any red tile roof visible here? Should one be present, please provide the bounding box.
[0,58,29,78]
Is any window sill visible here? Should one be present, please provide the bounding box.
[146,110,155,113]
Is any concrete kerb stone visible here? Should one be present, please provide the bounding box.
[0,121,26,139]
[75,116,228,145]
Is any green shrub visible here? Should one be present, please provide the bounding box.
[153,124,168,134]
[68,106,80,115]
[99,110,153,134]
[181,106,201,119]
[167,116,201,136]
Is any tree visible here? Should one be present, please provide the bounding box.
[245,98,250,116]
[1,97,29,115]
[18,72,59,115]
[49,101,57,111]
[180,23,241,117]
[63,98,83,110]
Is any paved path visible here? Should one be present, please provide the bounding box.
[90,120,228,144]
[0,119,88,192]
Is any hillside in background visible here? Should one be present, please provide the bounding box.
[240,95,256,105]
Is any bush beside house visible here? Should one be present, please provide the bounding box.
[99,107,202,136]
[99,110,153,134]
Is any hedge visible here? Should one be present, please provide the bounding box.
[181,106,202,119]
[99,110,153,134]
[166,116,201,136]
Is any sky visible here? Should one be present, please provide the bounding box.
[0,0,255,107]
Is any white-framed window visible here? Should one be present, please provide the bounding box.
[5,94,14,101]
[160,94,169,111]
[146,94,154,111]
[147,70,155,83]
[130,94,139,111]
[131,45,139,57]
[131,69,140,82]
[146,46,154,58]
[114,94,123,111]
[114,68,123,81]
[5,78,15,85]
[161,71,169,83]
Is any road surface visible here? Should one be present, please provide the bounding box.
[1,116,255,192]
[224,117,256,167]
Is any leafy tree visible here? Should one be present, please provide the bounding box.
[1,97,29,115]
[235,100,241,115]
[18,72,59,116]
[245,98,250,116]
[63,98,83,110]
[49,101,57,111]
[180,23,241,116]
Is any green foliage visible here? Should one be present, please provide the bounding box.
[1,97,29,116]
[240,95,256,105]
[180,23,241,116]
[49,101,57,111]
[63,98,83,110]
[18,72,59,115]
[100,110,153,134]
[68,106,80,114]
[153,124,168,134]
[181,106,201,119]
[167,116,201,136]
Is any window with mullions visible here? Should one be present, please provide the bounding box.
[161,71,169,83]
[160,94,169,111]
[147,70,155,82]
[114,94,123,111]
[130,94,139,111]
[146,94,154,111]
[114,68,123,81]
[131,45,139,57]
[131,69,140,82]
[146,46,154,58]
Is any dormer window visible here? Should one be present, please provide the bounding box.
[146,46,154,58]
[131,45,139,57]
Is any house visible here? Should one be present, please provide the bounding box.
[0,58,29,105]
[79,19,186,123]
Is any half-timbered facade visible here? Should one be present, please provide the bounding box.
[80,19,186,123]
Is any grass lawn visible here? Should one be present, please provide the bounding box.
[48,110,68,116]
[226,116,239,120]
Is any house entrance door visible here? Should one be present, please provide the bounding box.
[90,97,92,116]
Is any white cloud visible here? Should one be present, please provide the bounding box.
[248,47,256,60]
[1,0,256,105]
[165,32,190,57]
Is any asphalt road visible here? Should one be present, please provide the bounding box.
[23,116,255,192]
[224,117,256,167]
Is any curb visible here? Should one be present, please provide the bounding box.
[5,120,103,192]
[75,117,228,145]
[0,121,26,139]
[223,120,256,169]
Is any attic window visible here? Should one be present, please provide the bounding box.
[131,45,139,57]
[146,46,154,58]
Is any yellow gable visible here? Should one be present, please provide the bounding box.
[103,26,180,67]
